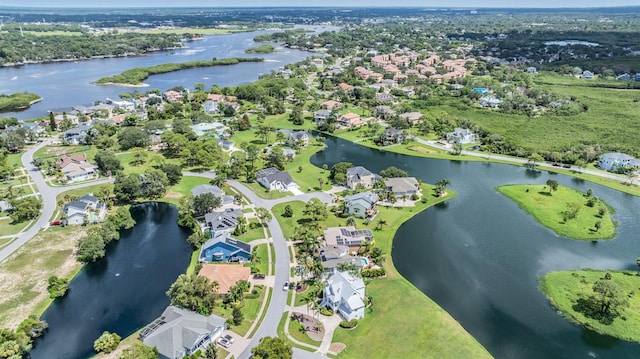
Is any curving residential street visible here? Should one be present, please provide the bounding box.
[0,139,113,263]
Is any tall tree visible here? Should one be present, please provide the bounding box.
[546,179,559,194]
[251,337,292,359]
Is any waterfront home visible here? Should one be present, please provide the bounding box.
[344,191,379,219]
[140,305,227,359]
[163,90,183,103]
[319,245,364,274]
[256,167,299,192]
[598,152,640,172]
[374,105,396,120]
[62,124,92,145]
[278,129,310,147]
[199,264,251,294]
[384,177,420,197]
[191,184,234,206]
[314,109,332,123]
[381,128,405,145]
[204,208,244,234]
[446,128,477,144]
[63,194,107,225]
[55,153,98,183]
[321,270,366,321]
[324,226,374,247]
[336,113,363,129]
[345,166,378,190]
[199,231,251,262]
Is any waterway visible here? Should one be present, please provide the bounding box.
[29,202,192,359]
[312,136,640,359]
[0,26,335,121]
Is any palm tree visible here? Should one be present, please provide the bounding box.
[375,219,387,231]
[435,178,450,197]
[346,216,357,228]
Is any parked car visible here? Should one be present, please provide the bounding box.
[222,334,234,344]
[49,220,63,226]
[253,274,265,279]
[217,337,232,348]
[283,281,289,291]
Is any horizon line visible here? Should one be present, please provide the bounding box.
[1,5,639,9]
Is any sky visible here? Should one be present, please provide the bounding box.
[1,0,639,8]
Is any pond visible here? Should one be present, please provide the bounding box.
[29,202,192,359]
[312,136,640,359]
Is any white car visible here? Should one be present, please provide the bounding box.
[217,337,232,348]
[283,281,289,291]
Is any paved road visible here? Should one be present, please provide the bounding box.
[0,139,113,263]
[414,138,636,184]
[183,176,329,359]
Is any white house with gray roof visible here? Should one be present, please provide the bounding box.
[256,167,298,192]
[63,194,107,225]
[446,128,477,144]
[140,305,226,359]
[598,153,640,172]
[345,166,379,190]
[321,271,366,322]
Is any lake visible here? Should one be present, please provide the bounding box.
[0,26,335,121]
[312,136,640,359]
[29,202,192,359]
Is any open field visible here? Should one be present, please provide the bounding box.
[497,184,616,240]
[0,225,84,329]
[541,270,640,343]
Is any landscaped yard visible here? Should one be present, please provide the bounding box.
[244,243,269,275]
[285,143,330,192]
[497,184,616,240]
[234,219,268,243]
[213,284,266,336]
[244,182,290,200]
[541,270,640,343]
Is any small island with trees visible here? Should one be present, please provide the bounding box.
[95,57,263,86]
[541,269,640,343]
[245,44,277,54]
[0,92,42,112]
[497,183,616,240]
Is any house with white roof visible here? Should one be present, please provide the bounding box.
[140,305,226,359]
[321,270,366,322]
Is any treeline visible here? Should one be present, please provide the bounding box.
[0,92,42,112]
[76,207,136,263]
[245,44,276,54]
[95,57,264,85]
[0,32,189,66]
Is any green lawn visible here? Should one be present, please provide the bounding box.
[33,145,97,163]
[234,219,267,243]
[285,144,330,192]
[0,217,30,236]
[288,315,322,346]
[244,244,269,275]
[7,153,23,168]
[212,285,266,336]
[541,270,640,343]
[244,182,290,199]
[56,184,113,204]
[497,184,616,240]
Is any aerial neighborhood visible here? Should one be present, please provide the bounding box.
[1,5,640,359]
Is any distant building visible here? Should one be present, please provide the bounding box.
[446,128,477,144]
[526,67,537,74]
[256,167,298,192]
[582,70,594,80]
[598,153,640,172]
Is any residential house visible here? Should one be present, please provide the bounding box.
[278,129,310,147]
[320,100,342,111]
[384,177,420,197]
[140,305,227,359]
[337,83,354,94]
[598,153,640,172]
[480,96,501,108]
[472,87,489,95]
[106,98,135,111]
[256,167,299,192]
[324,226,374,247]
[55,154,98,183]
[204,208,244,234]
[336,113,363,129]
[163,90,183,103]
[344,191,378,219]
[617,73,631,81]
[191,184,234,206]
[398,112,423,125]
[374,93,394,103]
[320,270,366,321]
[314,109,332,124]
[345,166,378,190]
[282,148,296,160]
[199,231,252,262]
[20,122,47,138]
[374,105,396,120]
[582,70,594,79]
[63,194,107,225]
[319,245,364,273]
[450,84,465,90]
[446,128,477,144]
[190,122,227,137]
[62,124,92,145]
[381,128,405,145]
[203,100,220,114]
[526,67,537,74]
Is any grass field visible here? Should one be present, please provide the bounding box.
[497,184,616,240]
[234,219,267,243]
[212,285,266,337]
[245,244,269,275]
[540,270,640,343]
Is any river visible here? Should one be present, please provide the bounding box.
[0,26,336,121]
[29,203,192,359]
[312,136,640,359]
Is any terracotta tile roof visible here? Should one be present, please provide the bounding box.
[198,264,251,294]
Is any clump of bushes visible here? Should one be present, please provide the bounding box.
[339,319,358,329]
[320,307,334,316]
[361,268,386,278]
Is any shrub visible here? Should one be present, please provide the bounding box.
[411,194,420,200]
[339,319,358,328]
[361,268,386,278]
[93,331,121,353]
[320,307,334,316]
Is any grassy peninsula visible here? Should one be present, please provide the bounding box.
[245,44,277,54]
[95,57,263,86]
[497,184,615,240]
[541,270,640,343]
[0,92,42,112]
